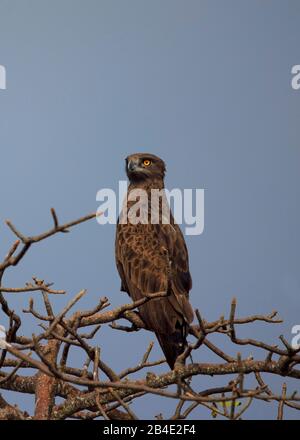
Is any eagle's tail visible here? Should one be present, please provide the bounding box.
[155,326,188,370]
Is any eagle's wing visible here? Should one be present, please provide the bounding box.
[157,221,193,322]
[115,221,193,345]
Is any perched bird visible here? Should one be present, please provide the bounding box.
[115,153,194,369]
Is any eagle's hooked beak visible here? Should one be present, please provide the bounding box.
[127,160,138,172]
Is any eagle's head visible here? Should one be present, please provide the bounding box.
[125,153,166,182]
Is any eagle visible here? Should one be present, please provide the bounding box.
[115,153,194,369]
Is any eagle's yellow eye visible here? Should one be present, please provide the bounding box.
[143,159,151,166]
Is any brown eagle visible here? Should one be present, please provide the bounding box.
[115,153,194,369]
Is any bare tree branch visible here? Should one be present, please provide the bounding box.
[0,209,299,420]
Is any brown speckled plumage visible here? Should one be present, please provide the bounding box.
[115,153,194,369]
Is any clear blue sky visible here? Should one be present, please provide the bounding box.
[0,0,300,419]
